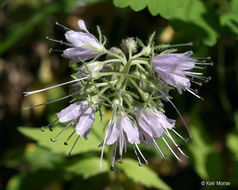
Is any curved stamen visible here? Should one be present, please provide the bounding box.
[158,89,191,138]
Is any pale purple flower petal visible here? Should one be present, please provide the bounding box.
[63,20,102,61]
[62,47,99,61]
[136,107,175,138]
[152,51,199,93]
[57,101,88,123]
[75,106,95,139]
[120,114,140,144]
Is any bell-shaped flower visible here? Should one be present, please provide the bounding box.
[100,113,147,169]
[152,51,207,96]
[63,20,103,61]
[56,99,95,139]
[136,107,187,161]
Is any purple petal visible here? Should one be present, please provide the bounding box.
[62,47,99,61]
[105,119,120,145]
[121,114,140,144]
[57,101,87,123]
[75,106,95,138]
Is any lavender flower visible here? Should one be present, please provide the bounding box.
[63,20,103,61]
[136,107,187,161]
[152,51,210,97]
[100,113,147,169]
[56,100,95,139]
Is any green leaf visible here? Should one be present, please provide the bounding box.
[227,133,238,160]
[64,157,109,179]
[119,158,171,190]
[169,0,219,46]
[113,0,219,46]
[6,169,63,190]
[113,0,130,8]
[18,111,107,155]
[130,0,147,12]
[1,144,63,169]
[187,125,223,180]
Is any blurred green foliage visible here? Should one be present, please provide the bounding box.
[0,0,238,189]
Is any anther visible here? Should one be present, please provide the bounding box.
[40,119,58,132]
[55,21,71,30]
[118,160,123,164]
[138,163,143,166]
[64,130,75,146]
[50,138,56,142]
[110,166,115,171]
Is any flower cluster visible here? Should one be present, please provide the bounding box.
[24,20,212,169]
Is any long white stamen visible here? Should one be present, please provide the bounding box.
[50,121,72,142]
[171,129,188,143]
[111,142,118,170]
[55,21,71,31]
[158,89,191,138]
[64,130,75,145]
[164,129,188,158]
[24,77,88,96]
[162,137,182,161]
[23,92,77,110]
[69,135,80,156]
[135,143,148,165]
[133,145,142,166]
[152,138,166,159]
[187,88,202,99]
[46,36,72,46]
[100,129,109,169]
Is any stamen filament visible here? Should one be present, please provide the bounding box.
[69,135,80,156]
[64,130,76,145]
[135,143,148,165]
[162,137,182,161]
[24,77,88,96]
[50,121,72,142]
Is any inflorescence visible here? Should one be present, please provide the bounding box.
[24,20,212,169]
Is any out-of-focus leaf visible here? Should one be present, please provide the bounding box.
[18,111,107,155]
[130,0,147,12]
[119,158,171,190]
[113,0,219,46]
[220,0,238,36]
[64,157,108,179]
[170,0,219,46]
[0,2,61,55]
[6,169,63,190]
[2,143,62,169]
[113,0,130,8]
[0,0,105,55]
[227,133,238,159]
[188,125,223,180]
